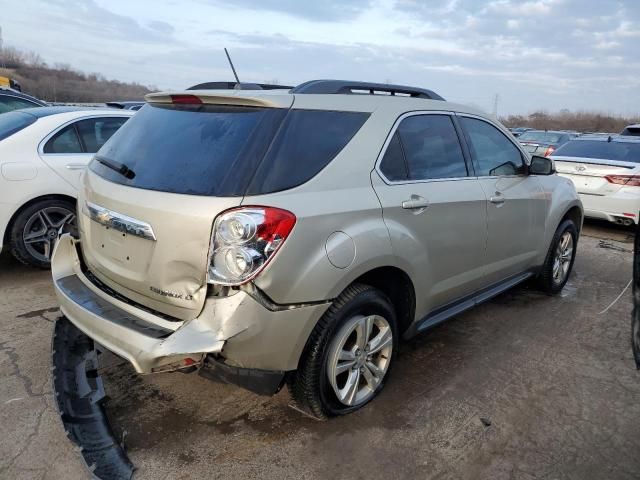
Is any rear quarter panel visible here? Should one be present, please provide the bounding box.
[248,107,399,304]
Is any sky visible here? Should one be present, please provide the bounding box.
[1,0,639,116]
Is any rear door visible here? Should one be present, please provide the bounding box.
[371,112,487,317]
[39,115,129,188]
[458,115,546,285]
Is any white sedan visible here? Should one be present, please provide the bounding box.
[0,107,134,268]
[553,135,640,226]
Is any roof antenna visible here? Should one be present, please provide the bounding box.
[224,48,241,85]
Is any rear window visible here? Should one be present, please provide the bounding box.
[519,131,564,143]
[553,140,640,163]
[90,103,369,196]
[0,111,36,141]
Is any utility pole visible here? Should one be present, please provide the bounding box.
[0,25,4,69]
[492,93,499,117]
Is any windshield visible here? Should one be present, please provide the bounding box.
[0,111,36,141]
[90,103,369,196]
[519,131,564,143]
[553,140,640,163]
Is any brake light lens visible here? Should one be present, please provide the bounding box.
[170,94,202,104]
[207,207,296,285]
[543,146,555,157]
[605,175,640,187]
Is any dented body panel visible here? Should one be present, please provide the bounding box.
[52,235,330,372]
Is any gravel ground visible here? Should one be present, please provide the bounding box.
[1,220,638,480]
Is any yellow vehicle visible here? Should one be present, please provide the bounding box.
[0,75,22,91]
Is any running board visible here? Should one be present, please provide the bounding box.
[406,272,534,338]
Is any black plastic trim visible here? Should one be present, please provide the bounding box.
[291,79,445,101]
[405,271,535,339]
[198,355,285,396]
[52,317,134,480]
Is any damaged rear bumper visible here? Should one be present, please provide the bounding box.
[52,234,330,379]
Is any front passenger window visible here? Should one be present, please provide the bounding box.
[460,117,525,176]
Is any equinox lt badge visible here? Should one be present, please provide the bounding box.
[150,286,194,301]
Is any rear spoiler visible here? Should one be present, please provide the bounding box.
[145,91,292,108]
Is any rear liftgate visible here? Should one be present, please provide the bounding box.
[52,317,134,480]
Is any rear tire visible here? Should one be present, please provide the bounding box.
[538,219,578,294]
[9,198,76,269]
[288,284,398,419]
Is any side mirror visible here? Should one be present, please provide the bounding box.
[529,155,554,175]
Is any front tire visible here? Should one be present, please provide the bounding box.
[9,198,76,269]
[538,219,578,294]
[288,284,398,419]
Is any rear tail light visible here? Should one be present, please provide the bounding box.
[605,175,640,187]
[207,207,296,286]
[543,146,555,157]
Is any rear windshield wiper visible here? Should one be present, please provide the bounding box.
[95,156,135,179]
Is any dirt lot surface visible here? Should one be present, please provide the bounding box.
[1,220,639,479]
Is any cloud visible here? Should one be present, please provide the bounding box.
[204,0,373,21]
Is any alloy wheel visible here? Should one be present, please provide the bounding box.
[552,231,573,284]
[22,206,75,263]
[326,314,393,407]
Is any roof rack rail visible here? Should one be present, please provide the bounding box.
[187,81,293,91]
[290,79,445,101]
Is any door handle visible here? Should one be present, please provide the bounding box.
[489,192,505,204]
[66,163,86,170]
[402,195,429,210]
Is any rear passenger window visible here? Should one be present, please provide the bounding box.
[379,132,408,181]
[460,117,524,176]
[76,117,128,153]
[246,109,369,194]
[396,115,467,180]
[43,125,83,154]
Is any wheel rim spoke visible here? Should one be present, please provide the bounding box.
[339,369,360,406]
[367,327,392,355]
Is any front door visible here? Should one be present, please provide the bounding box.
[371,113,488,319]
[457,115,546,285]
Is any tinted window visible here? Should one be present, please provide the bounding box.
[76,117,128,153]
[553,140,640,163]
[0,95,40,113]
[379,132,408,181]
[247,110,369,194]
[461,117,524,176]
[0,111,37,141]
[43,125,83,154]
[91,104,285,196]
[397,115,467,180]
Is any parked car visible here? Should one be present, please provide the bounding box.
[51,80,582,418]
[0,106,134,268]
[105,101,145,111]
[508,127,531,137]
[553,135,640,226]
[0,87,47,113]
[621,124,640,137]
[518,130,572,157]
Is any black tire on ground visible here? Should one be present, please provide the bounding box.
[538,219,578,295]
[287,283,398,419]
[9,198,76,269]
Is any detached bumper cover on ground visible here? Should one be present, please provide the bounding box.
[52,316,133,480]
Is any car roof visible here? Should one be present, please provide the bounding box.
[13,106,131,118]
[521,130,567,135]
[571,135,640,144]
[0,87,47,105]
